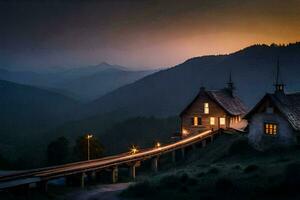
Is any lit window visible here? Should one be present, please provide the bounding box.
[265,123,278,135]
[193,117,198,126]
[204,103,209,114]
[220,117,226,125]
[210,117,215,125]
[191,116,201,126]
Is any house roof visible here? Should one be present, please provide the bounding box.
[244,92,300,131]
[180,88,247,117]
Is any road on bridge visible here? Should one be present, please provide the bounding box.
[0,130,215,191]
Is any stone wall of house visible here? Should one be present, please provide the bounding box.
[247,112,296,150]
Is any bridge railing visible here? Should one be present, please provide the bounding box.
[0,129,219,186]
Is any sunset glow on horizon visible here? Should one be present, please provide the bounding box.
[1,0,299,70]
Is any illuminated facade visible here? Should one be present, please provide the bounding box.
[180,76,247,137]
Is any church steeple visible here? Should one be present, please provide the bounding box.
[274,58,285,93]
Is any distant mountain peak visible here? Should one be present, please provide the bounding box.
[98,62,114,67]
[90,62,128,71]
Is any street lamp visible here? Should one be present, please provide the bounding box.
[87,134,93,161]
[155,142,161,148]
[130,145,138,155]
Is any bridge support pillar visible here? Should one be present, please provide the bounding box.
[90,171,97,181]
[129,164,136,180]
[152,156,159,173]
[129,161,141,180]
[172,151,176,164]
[181,148,185,159]
[202,140,206,148]
[80,172,86,188]
[39,180,48,193]
[112,166,118,183]
[192,144,197,150]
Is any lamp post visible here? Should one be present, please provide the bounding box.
[130,145,138,155]
[87,134,93,160]
[155,142,161,148]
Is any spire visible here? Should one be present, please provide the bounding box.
[274,57,285,93]
[275,58,280,85]
[227,70,235,90]
[227,70,235,96]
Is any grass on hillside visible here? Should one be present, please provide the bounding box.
[121,133,300,200]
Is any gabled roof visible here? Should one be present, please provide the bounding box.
[180,88,247,117]
[244,92,300,131]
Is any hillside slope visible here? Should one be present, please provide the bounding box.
[123,133,300,200]
[89,43,300,117]
[0,80,80,160]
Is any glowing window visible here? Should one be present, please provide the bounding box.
[220,117,226,125]
[210,117,215,125]
[193,117,198,126]
[204,103,209,114]
[264,123,277,135]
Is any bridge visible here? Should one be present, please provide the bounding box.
[0,129,219,192]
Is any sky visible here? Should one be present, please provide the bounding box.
[0,0,300,70]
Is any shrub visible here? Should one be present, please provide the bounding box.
[295,144,300,150]
[187,177,198,186]
[159,175,181,189]
[197,172,205,178]
[228,137,253,155]
[215,177,234,193]
[159,173,198,190]
[180,185,189,193]
[179,173,198,186]
[282,163,300,191]
[275,157,290,163]
[244,164,259,173]
[121,180,156,197]
[267,175,276,183]
[47,137,70,165]
[207,167,219,174]
[232,165,241,170]
[0,154,11,169]
[180,173,189,183]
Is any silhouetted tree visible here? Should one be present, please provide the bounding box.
[0,153,11,169]
[47,137,70,165]
[73,135,104,161]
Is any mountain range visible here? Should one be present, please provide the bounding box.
[1,42,300,167]
[88,43,300,117]
[0,62,155,101]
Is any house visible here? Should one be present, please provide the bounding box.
[244,62,300,150]
[179,74,247,137]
